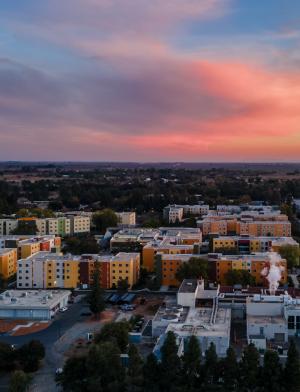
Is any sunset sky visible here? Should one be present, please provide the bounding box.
[1,0,300,162]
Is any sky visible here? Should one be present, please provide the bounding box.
[0,0,300,162]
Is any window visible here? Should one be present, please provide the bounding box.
[288,315,295,330]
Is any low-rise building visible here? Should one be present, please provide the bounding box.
[152,279,230,358]
[0,289,70,320]
[116,212,136,226]
[246,294,300,348]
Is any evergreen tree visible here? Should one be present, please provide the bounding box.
[284,340,300,392]
[143,353,161,392]
[220,346,239,391]
[95,321,130,352]
[204,342,219,389]
[58,356,88,392]
[160,331,182,391]
[127,344,144,391]
[260,350,282,392]
[240,343,260,392]
[86,261,105,319]
[9,370,32,392]
[86,342,125,392]
[182,335,202,389]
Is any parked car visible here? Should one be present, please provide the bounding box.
[80,311,92,316]
[120,304,136,311]
[59,306,68,312]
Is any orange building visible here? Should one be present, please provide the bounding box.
[215,253,287,286]
[156,253,193,287]
[0,249,17,279]
[143,241,194,272]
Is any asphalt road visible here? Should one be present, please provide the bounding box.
[0,298,88,347]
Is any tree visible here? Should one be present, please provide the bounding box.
[86,342,125,391]
[0,342,16,371]
[17,340,45,372]
[9,370,32,392]
[12,220,38,235]
[117,278,130,292]
[224,270,255,286]
[93,209,118,233]
[86,262,105,319]
[95,321,130,352]
[284,339,300,391]
[279,245,300,269]
[143,353,161,392]
[204,342,219,387]
[182,335,202,389]
[63,236,100,255]
[175,257,208,282]
[220,346,239,391]
[260,350,282,392]
[58,356,88,392]
[160,331,181,391]
[239,343,260,392]
[127,344,144,391]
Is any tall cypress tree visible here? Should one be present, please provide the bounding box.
[127,344,144,391]
[182,335,202,389]
[220,346,239,391]
[239,343,260,392]
[160,331,181,391]
[143,353,161,392]
[86,261,105,319]
[284,339,300,392]
[203,342,219,389]
[260,350,282,392]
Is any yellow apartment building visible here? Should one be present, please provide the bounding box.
[109,252,140,288]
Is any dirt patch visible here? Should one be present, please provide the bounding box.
[133,296,164,316]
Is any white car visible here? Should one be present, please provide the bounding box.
[59,306,68,312]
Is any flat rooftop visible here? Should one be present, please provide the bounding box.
[247,315,285,326]
[0,289,70,309]
[178,279,198,293]
[0,248,15,255]
[166,307,231,338]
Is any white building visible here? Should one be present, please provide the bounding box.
[0,289,70,320]
[246,294,300,348]
[116,212,136,226]
[153,279,230,358]
[0,219,18,236]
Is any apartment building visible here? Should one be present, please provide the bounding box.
[110,228,160,251]
[0,220,18,236]
[215,253,287,285]
[0,249,17,279]
[17,251,140,289]
[156,253,192,287]
[213,236,298,254]
[17,252,80,289]
[198,212,291,237]
[109,252,140,289]
[0,215,90,236]
[116,212,136,226]
[143,240,194,272]
[163,204,209,223]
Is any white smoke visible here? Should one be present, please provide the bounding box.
[261,252,285,295]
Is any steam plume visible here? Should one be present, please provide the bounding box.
[261,252,285,295]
